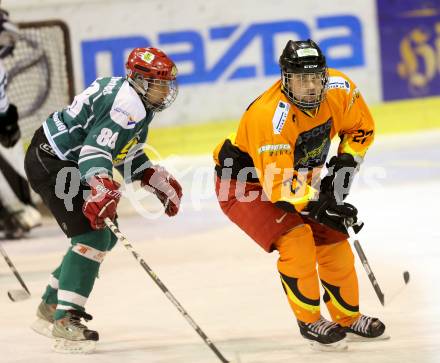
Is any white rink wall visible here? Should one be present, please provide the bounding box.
[4,0,382,126]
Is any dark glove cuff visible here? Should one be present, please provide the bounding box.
[328,153,358,171]
[0,104,19,127]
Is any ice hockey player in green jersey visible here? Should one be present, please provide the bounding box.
[24,47,183,353]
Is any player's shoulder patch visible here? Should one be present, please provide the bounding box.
[272,100,290,135]
[110,81,146,129]
[327,76,351,94]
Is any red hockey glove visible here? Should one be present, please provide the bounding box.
[141,165,182,217]
[83,176,121,229]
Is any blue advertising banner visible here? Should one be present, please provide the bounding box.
[377,1,440,101]
[81,16,365,87]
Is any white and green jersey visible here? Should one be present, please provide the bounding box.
[42,77,154,182]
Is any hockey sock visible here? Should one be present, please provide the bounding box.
[42,264,62,305]
[54,229,111,320]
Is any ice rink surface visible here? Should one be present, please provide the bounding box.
[1,131,439,363]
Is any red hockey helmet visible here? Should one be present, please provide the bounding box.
[126,47,178,112]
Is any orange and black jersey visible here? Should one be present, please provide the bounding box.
[213,68,375,212]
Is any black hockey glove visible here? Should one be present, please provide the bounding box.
[320,153,358,201]
[0,104,20,148]
[301,191,363,234]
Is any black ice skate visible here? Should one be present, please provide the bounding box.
[298,316,347,351]
[345,314,390,342]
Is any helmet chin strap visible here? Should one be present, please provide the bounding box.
[127,77,146,96]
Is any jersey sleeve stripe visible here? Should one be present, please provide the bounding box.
[80,165,113,182]
[52,129,69,139]
[63,145,83,157]
[42,122,68,160]
[78,153,112,164]
[83,115,94,129]
[68,124,83,133]
[79,145,113,159]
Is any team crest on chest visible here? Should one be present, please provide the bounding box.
[294,118,332,169]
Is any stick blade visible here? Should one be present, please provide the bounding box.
[8,289,31,302]
[379,293,385,306]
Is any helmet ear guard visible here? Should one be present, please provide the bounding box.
[279,39,328,110]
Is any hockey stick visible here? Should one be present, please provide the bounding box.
[352,239,385,306]
[0,243,31,302]
[105,218,230,363]
[322,170,410,306]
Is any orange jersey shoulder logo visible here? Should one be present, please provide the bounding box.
[272,100,290,134]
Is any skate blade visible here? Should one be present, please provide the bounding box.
[30,318,53,338]
[308,339,348,352]
[346,332,391,342]
[52,338,96,354]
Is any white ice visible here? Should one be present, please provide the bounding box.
[0,131,439,363]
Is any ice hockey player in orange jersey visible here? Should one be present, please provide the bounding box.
[213,39,388,351]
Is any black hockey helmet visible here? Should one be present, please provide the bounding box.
[279,39,328,110]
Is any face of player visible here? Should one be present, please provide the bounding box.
[131,73,178,111]
[288,73,325,106]
[145,81,170,108]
